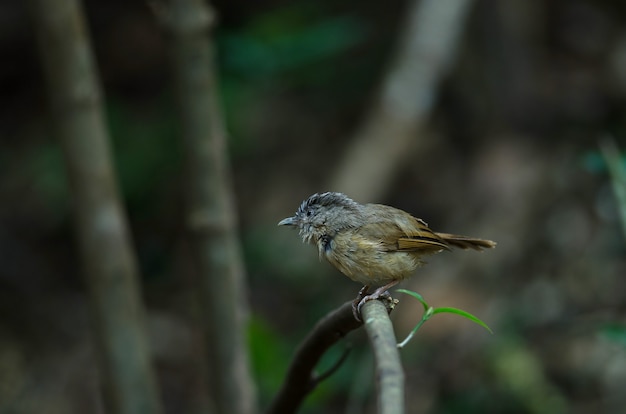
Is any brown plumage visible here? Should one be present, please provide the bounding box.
[278,192,496,318]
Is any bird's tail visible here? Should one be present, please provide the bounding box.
[435,233,497,251]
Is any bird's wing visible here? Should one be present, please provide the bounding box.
[396,236,449,251]
[395,217,450,252]
[357,212,449,252]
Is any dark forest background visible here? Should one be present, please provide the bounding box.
[1,0,626,413]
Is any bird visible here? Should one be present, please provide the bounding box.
[278,192,496,320]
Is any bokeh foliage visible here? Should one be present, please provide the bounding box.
[2,0,626,413]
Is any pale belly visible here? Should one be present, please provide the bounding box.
[321,233,422,286]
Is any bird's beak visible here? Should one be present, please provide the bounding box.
[278,216,296,226]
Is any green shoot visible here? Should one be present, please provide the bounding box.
[395,289,493,349]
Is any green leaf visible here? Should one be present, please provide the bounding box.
[395,290,493,348]
[433,307,493,334]
[602,323,626,347]
[600,138,626,240]
[396,288,429,312]
[396,289,433,348]
[219,15,366,78]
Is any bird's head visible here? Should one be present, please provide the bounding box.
[278,192,363,244]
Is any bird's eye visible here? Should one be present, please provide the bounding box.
[306,210,313,217]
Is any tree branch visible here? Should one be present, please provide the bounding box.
[156,0,257,413]
[28,1,163,413]
[329,0,475,202]
[268,298,402,414]
[362,299,404,414]
[266,301,361,414]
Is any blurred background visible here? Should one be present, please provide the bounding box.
[2,0,626,413]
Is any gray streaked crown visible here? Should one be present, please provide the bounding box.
[297,192,360,217]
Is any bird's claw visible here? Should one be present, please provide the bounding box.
[352,286,369,321]
[353,290,392,322]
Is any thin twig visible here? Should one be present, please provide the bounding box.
[266,301,362,414]
[312,346,352,386]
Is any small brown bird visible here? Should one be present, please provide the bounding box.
[278,192,496,319]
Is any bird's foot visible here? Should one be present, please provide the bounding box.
[356,290,393,320]
[352,281,399,321]
[352,285,370,321]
